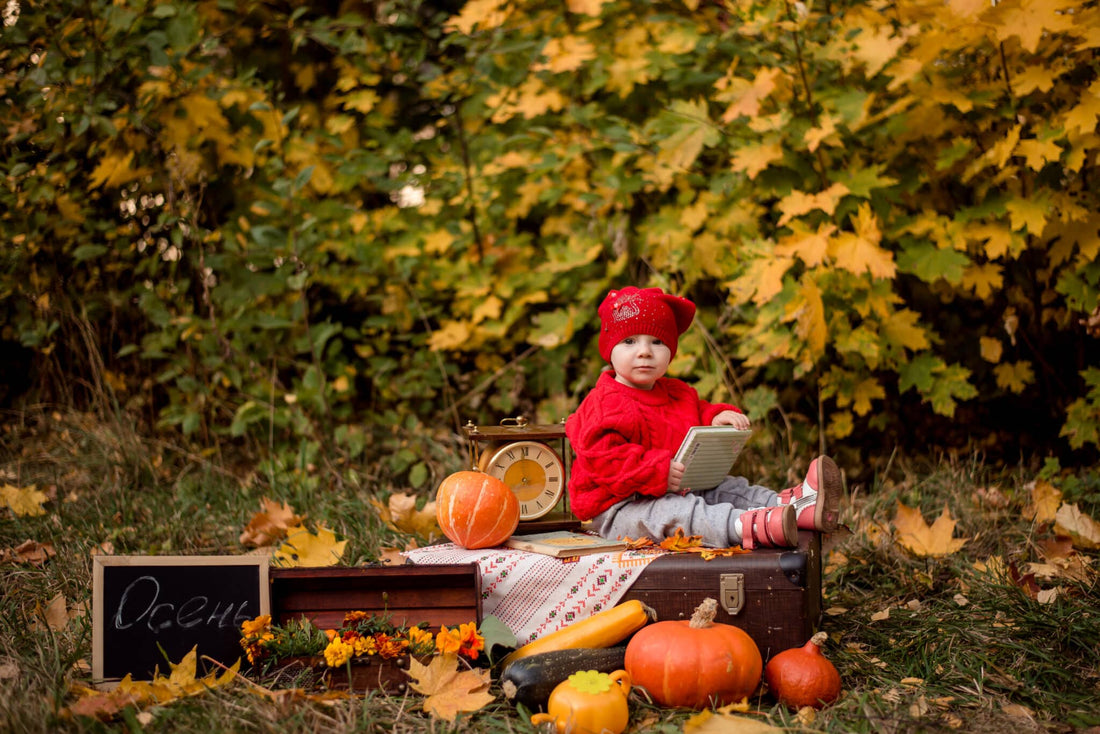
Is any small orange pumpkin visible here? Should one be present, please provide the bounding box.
[624,598,762,709]
[763,632,842,709]
[435,470,519,549]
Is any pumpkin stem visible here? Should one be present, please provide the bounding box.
[809,631,829,648]
[689,598,719,628]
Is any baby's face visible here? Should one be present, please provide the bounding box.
[609,334,671,390]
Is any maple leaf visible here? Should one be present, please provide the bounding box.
[893,502,968,557]
[660,528,706,552]
[87,151,151,189]
[993,361,1034,393]
[444,0,509,35]
[1054,504,1100,550]
[881,308,929,352]
[850,24,910,77]
[775,221,835,267]
[1060,81,1100,135]
[1,539,55,565]
[535,35,597,73]
[785,275,827,356]
[831,203,896,280]
[962,262,1003,300]
[406,653,494,722]
[1,483,48,517]
[240,497,303,547]
[566,0,610,15]
[428,320,473,351]
[718,67,781,122]
[992,0,1077,54]
[684,708,784,733]
[727,255,794,306]
[371,491,440,540]
[731,141,784,180]
[1005,194,1050,236]
[117,647,239,704]
[273,524,347,567]
[804,113,839,152]
[655,99,720,175]
[776,182,849,227]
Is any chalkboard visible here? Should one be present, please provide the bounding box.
[93,555,269,683]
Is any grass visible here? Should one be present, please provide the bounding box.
[2,410,1099,733]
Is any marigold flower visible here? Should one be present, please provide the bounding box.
[456,621,484,660]
[406,626,435,655]
[343,610,371,626]
[240,614,272,638]
[377,635,409,659]
[352,634,377,657]
[324,637,354,668]
[435,625,462,655]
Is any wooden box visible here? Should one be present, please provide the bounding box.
[269,563,482,630]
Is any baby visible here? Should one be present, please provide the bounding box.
[564,286,840,548]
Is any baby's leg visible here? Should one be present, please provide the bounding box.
[701,476,778,509]
[590,493,747,548]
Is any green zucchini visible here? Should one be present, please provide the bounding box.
[500,646,628,711]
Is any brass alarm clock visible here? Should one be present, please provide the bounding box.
[464,416,574,526]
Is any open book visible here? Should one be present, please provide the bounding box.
[674,426,753,492]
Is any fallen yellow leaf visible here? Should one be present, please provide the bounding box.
[893,502,968,557]
[1025,479,1061,523]
[1,484,48,517]
[406,652,494,722]
[273,524,347,567]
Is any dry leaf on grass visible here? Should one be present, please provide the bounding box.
[1,539,56,565]
[893,502,968,557]
[371,492,440,541]
[273,524,347,567]
[1025,479,1061,523]
[240,498,303,547]
[1054,503,1100,550]
[0,483,48,517]
[405,652,494,722]
[683,708,784,733]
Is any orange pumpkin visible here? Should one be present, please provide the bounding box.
[763,632,841,709]
[624,598,762,709]
[435,470,519,549]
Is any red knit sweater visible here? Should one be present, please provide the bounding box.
[564,371,739,520]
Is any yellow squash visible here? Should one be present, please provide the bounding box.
[500,600,654,668]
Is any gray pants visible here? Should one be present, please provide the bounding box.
[589,475,779,548]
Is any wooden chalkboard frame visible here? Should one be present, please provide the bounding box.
[92,555,270,685]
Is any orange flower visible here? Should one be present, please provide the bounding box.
[240,614,272,638]
[435,623,484,660]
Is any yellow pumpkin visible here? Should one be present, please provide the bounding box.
[530,669,631,734]
[435,471,519,549]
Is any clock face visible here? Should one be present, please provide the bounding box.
[484,440,565,520]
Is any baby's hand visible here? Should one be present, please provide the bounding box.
[712,410,750,430]
[668,460,686,495]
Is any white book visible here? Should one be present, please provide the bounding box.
[673,426,753,492]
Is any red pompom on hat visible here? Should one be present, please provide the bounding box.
[598,286,696,361]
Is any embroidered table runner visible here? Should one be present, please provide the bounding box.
[403,543,661,645]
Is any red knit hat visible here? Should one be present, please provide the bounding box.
[598,287,696,361]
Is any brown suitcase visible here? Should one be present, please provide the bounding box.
[620,530,822,660]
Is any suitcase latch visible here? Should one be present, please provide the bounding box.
[719,573,745,616]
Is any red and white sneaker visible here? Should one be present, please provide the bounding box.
[778,456,842,532]
[738,504,797,550]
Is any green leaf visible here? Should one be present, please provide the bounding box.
[926,364,978,417]
[897,242,970,284]
[898,353,942,395]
